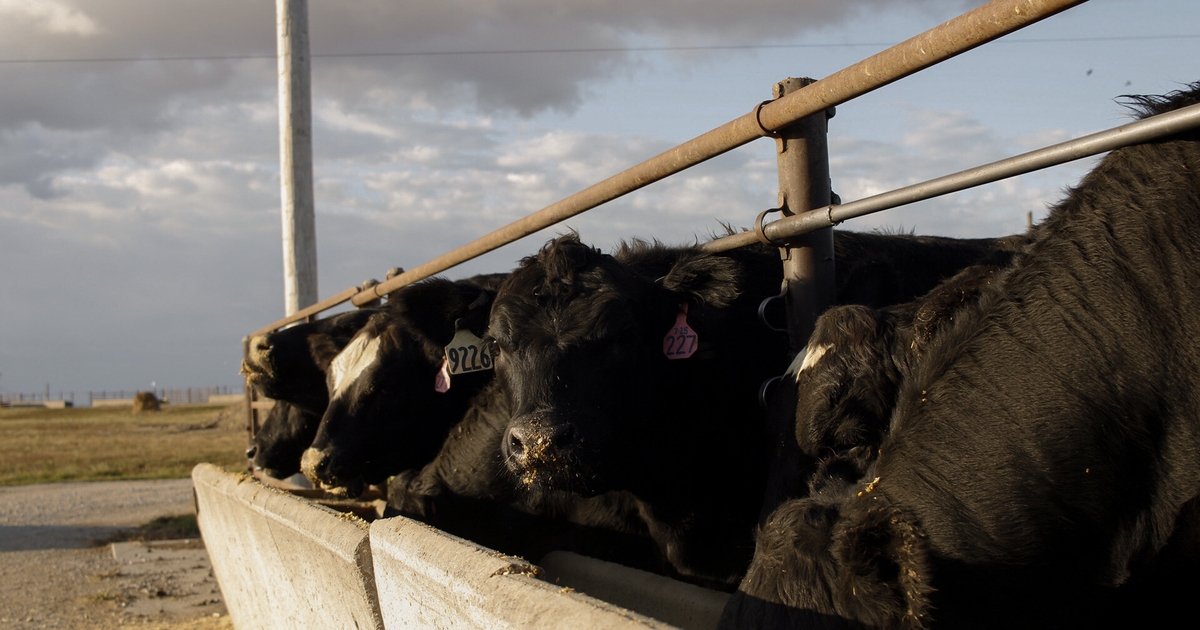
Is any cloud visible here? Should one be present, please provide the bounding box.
[0,0,99,36]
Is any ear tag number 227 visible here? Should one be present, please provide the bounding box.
[663,304,698,360]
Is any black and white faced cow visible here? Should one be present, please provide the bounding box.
[241,308,381,477]
[241,308,381,415]
[489,231,1019,586]
[300,274,505,496]
[722,85,1200,629]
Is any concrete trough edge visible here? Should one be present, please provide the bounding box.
[370,515,678,629]
[192,463,384,630]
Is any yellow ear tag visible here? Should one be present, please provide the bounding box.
[444,328,495,376]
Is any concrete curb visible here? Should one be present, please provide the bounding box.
[193,464,384,630]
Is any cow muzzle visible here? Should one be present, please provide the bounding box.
[299,447,364,497]
[503,418,580,472]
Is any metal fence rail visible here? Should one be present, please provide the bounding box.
[702,101,1200,253]
[250,0,1086,336]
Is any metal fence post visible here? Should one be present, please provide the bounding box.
[771,77,836,353]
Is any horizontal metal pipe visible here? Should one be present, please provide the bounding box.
[250,285,359,337]
[702,101,1200,254]
[347,0,1084,307]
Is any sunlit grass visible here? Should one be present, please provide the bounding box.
[0,404,248,486]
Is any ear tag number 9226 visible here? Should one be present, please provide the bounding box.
[444,328,495,376]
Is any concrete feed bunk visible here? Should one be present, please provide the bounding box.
[193,464,729,629]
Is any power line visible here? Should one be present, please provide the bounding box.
[0,33,1197,65]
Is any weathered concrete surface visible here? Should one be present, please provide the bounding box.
[370,515,673,629]
[539,551,730,630]
[192,464,383,630]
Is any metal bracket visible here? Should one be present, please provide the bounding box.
[757,282,789,333]
[758,375,783,409]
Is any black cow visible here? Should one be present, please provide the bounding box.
[248,401,321,480]
[241,308,380,478]
[489,230,1019,586]
[722,85,1200,629]
[386,381,669,575]
[759,257,1020,518]
[300,274,505,496]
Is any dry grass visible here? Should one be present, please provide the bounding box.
[0,404,248,486]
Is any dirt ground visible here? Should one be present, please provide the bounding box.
[0,478,233,630]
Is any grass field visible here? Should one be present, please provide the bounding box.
[0,403,249,486]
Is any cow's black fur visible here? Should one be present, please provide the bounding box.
[241,308,380,477]
[722,84,1200,629]
[760,256,1020,518]
[488,230,1020,586]
[300,274,505,495]
[248,400,321,479]
[242,308,380,415]
[386,381,669,574]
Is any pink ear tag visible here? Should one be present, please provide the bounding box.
[434,357,451,393]
[663,303,698,360]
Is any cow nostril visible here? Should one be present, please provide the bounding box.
[506,426,528,462]
[251,335,271,353]
[245,444,258,459]
[551,424,578,450]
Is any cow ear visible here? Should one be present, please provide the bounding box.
[392,278,494,346]
[307,333,345,372]
[831,503,934,628]
[658,251,743,309]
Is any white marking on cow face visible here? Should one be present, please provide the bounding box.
[328,332,382,399]
[789,343,832,383]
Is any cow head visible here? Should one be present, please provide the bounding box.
[721,492,934,630]
[489,234,771,498]
[301,277,498,496]
[246,400,321,480]
[241,308,379,416]
[787,305,908,496]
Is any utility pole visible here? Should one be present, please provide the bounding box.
[276,0,318,316]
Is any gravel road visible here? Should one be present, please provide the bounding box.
[0,479,232,630]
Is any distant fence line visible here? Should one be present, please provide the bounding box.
[0,386,242,408]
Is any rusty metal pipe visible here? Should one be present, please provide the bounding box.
[702,100,1200,254]
[344,0,1084,307]
[250,285,359,337]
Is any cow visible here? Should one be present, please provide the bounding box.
[386,381,671,575]
[759,256,1021,518]
[299,274,506,497]
[721,84,1200,629]
[246,401,321,480]
[241,308,381,478]
[489,230,1022,586]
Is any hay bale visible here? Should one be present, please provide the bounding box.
[132,391,161,413]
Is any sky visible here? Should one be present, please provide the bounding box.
[0,0,1197,399]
